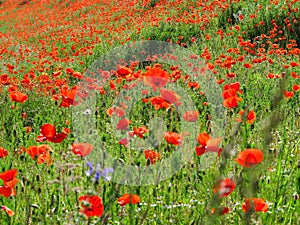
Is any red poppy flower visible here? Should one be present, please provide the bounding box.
[0,186,16,198]
[213,178,236,198]
[223,97,241,108]
[0,74,10,85]
[235,149,264,167]
[144,150,161,164]
[117,194,140,206]
[142,96,172,110]
[72,143,93,157]
[195,133,222,157]
[242,198,268,213]
[222,82,243,108]
[60,85,79,107]
[164,132,183,146]
[25,126,32,133]
[1,205,14,216]
[107,107,125,118]
[160,89,181,106]
[211,207,230,215]
[36,124,70,143]
[0,147,8,158]
[116,118,130,130]
[183,111,199,122]
[129,126,149,138]
[290,61,298,67]
[143,67,170,92]
[78,195,104,217]
[187,81,200,89]
[292,84,300,92]
[72,71,84,79]
[26,145,53,165]
[207,62,215,70]
[284,91,294,99]
[227,72,236,78]
[197,133,210,146]
[236,110,256,124]
[243,63,252,68]
[9,91,28,103]
[0,169,18,188]
[116,66,133,79]
[119,138,129,147]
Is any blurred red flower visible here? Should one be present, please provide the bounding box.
[129,126,149,138]
[160,89,181,106]
[116,118,130,130]
[292,84,300,92]
[78,195,104,217]
[222,82,243,108]
[236,110,256,124]
[117,194,140,206]
[116,66,133,79]
[0,169,18,198]
[142,96,172,110]
[107,106,125,118]
[213,178,236,197]
[9,91,28,103]
[72,143,93,157]
[211,207,230,215]
[195,133,222,157]
[144,150,161,164]
[119,138,129,147]
[183,110,199,122]
[143,67,170,92]
[1,205,14,216]
[235,149,264,167]
[164,132,183,146]
[242,198,268,213]
[0,186,16,198]
[60,85,79,107]
[36,124,70,143]
[0,147,8,158]
[284,91,294,99]
[0,169,18,188]
[243,63,252,68]
[26,145,53,165]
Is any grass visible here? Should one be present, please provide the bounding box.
[0,0,299,224]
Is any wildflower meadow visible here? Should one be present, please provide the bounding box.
[0,0,299,224]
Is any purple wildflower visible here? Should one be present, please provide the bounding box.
[86,161,93,176]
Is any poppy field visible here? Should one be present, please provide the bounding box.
[0,0,299,224]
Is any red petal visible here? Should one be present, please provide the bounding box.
[197,133,210,146]
[40,124,56,138]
